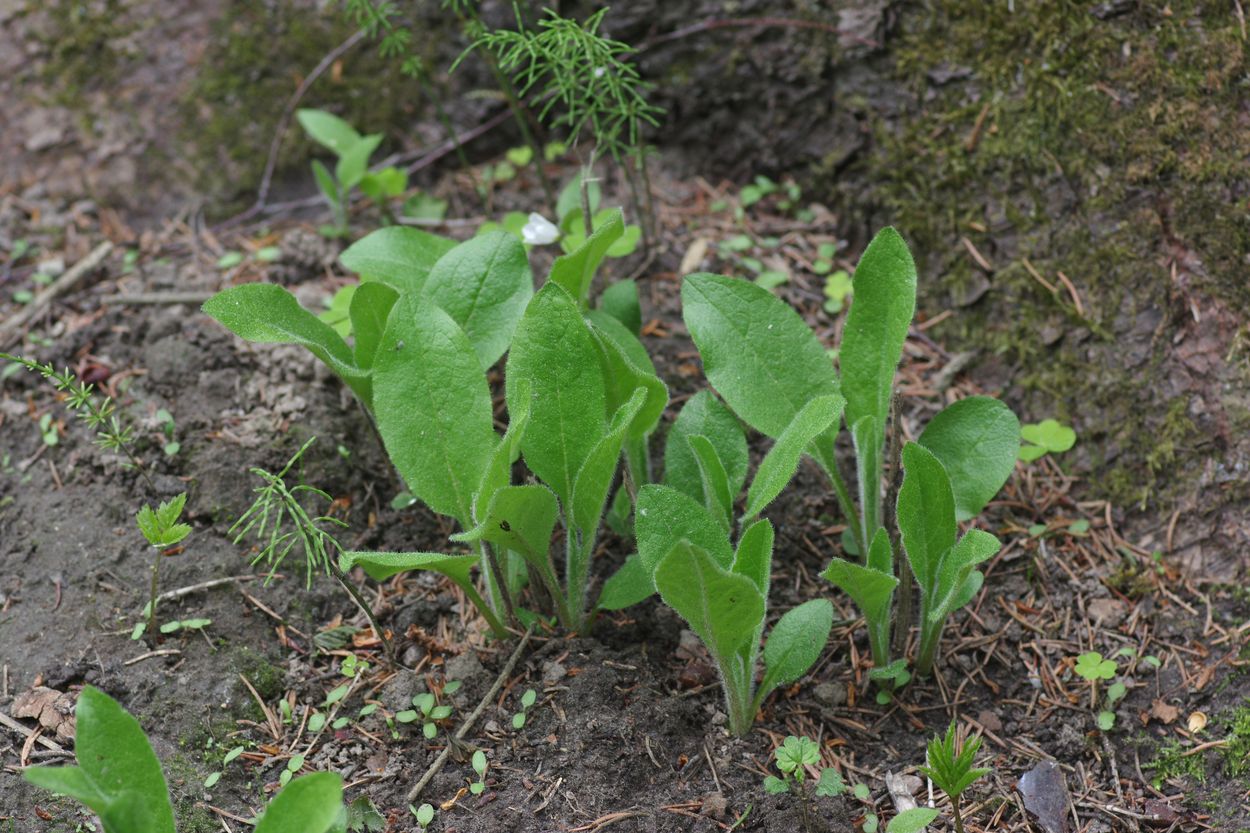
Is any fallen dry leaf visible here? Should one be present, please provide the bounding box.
[1149,699,1180,725]
[680,238,710,275]
[1017,760,1070,833]
[11,686,76,742]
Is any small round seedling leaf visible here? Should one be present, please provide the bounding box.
[853,783,871,800]
[763,775,789,794]
[443,680,462,695]
[1097,710,1116,731]
[204,772,221,789]
[472,750,487,777]
[395,710,418,724]
[422,722,437,739]
[512,712,526,730]
[223,746,244,764]
[415,803,435,826]
[521,689,537,709]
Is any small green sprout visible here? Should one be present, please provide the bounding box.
[823,269,853,314]
[919,721,990,833]
[470,749,488,795]
[158,618,210,635]
[512,688,537,729]
[887,808,940,833]
[411,803,435,829]
[764,736,844,831]
[279,753,304,787]
[134,493,192,640]
[154,408,179,456]
[1074,650,1122,729]
[397,692,453,739]
[38,412,59,446]
[1019,418,1076,461]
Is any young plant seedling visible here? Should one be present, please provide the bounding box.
[154,408,179,456]
[134,493,192,641]
[396,692,453,739]
[24,687,346,833]
[411,802,436,830]
[1019,418,1076,462]
[297,108,406,236]
[513,688,537,729]
[1074,651,1124,730]
[637,386,838,734]
[763,736,844,832]
[470,749,488,794]
[680,228,1020,685]
[918,720,991,833]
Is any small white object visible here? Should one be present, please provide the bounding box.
[521,213,560,246]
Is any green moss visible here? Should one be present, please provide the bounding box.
[1148,739,1207,786]
[232,645,286,703]
[37,0,137,107]
[179,0,438,213]
[1220,705,1250,779]
[845,0,1246,510]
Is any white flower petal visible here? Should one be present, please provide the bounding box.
[521,212,560,246]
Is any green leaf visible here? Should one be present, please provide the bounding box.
[599,279,642,335]
[776,736,820,771]
[24,687,175,833]
[851,415,883,537]
[570,388,647,541]
[760,599,834,697]
[732,518,774,596]
[821,549,898,633]
[549,209,623,309]
[135,493,191,548]
[816,768,845,797]
[686,435,733,529]
[897,443,957,596]
[557,172,601,221]
[340,227,457,294]
[597,554,654,610]
[311,161,338,207]
[919,397,1021,521]
[335,134,383,190]
[664,391,749,505]
[319,285,355,339]
[454,484,557,570]
[682,273,839,439]
[422,231,534,370]
[653,541,765,665]
[254,772,344,833]
[1097,710,1116,731]
[339,551,476,586]
[929,529,1000,622]
[506,283,607,504]
[297,109,362,154]
[473,379,530,522]
[202,284,367,400]
[373,296,496,526]
[887,807,938,833]
[763,775,790,794]
[744,395,844,520]
[586,310,667,440]
[506,146,533,167]
[1021,418,1076,453]
[1074,651,1117,681]
[839,227,917,437]
[348,281,398,371]
[636,484,734,576]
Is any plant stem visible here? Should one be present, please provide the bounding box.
[579,157,596,241]
[812,437,864,555]
[481,51,556,214]
[456,576,509,639]
[146,547,162,639]
[330,560,395,667]
[952,798,966,833]
[479,541,519,630]
[914,609,940,677]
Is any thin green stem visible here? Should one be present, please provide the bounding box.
[914,604,941,677]
[146,548,162,639]
[812,436,864,555]
[457,577,509,639]
[952,799,966,833]
[478,541,519,630]
[330,559,396,668]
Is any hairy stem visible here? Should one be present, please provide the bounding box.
[330,560,395,667]
[812,436,864,555]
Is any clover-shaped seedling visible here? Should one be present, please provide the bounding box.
[1019,418,1076,462]
[397,692,453,739]
[470,749,488,795]
[1074,652,1117,681]
[513,688,537,729]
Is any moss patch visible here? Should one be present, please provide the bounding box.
[847,1,1248,509]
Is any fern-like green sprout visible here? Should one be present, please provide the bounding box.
[230,437,395,665]
[0,352,153,491]
[918,721,991,833]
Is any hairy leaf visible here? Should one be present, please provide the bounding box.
[929,528,1000,622]
[348,281,398,371]
[254,772,344,833]
[339,551,476,586]
[587,310,667,440]
[599,279,642,335]
[597,554,653,610]
[839,227,916,435]
[897,442,957,594]
[686,435,733,529]
[422,231,533,369]
[919,396,1020,521]
[473,379,530,522]
[549,209,623,308]
[636,484,734,575]
[340,227,457,294]
[453,485,558,566]
[733,518,774,596]
[744,394,844,520]
[682,273,839,439]
[506,283,607,504]
[664,390,749,505]
[654,541,765,665]
[760,598,835,698]
[373,297,496,525]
